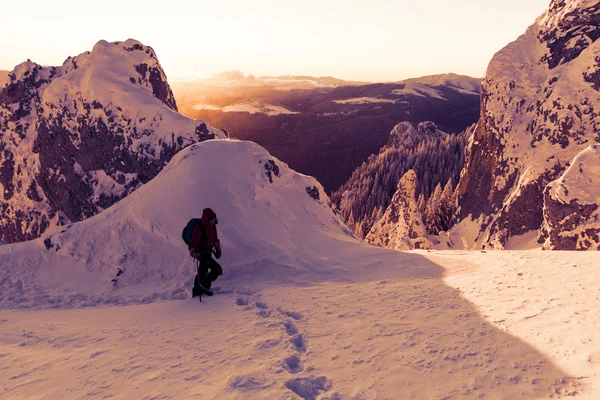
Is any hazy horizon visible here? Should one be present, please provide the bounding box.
[1,0,550,82]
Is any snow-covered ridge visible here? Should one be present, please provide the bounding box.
[332,97,396,105]
[0,39,226,243]
[398,73,481,96]
[391,84,446,99]
[0,140,358,309]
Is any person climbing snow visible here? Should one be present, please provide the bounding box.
[186,208,222,297]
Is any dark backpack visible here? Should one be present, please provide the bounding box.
[182,218,205,246]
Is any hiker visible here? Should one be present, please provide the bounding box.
[188,208,222,296]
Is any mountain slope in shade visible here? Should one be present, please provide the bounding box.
[455,0,600,249]
[0,39,226,243]
[365,170,431,250]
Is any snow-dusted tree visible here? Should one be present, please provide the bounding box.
[366,170,431,250]
[331,121,473,238]
[439,179,456,232]
[424,183,443,234]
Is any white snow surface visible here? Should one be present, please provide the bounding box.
[2,246,594,398]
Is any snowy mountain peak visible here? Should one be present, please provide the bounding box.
[453,0,600,249]
[0,39,226,243]
[52,39,178,111]
[398,73,481,94]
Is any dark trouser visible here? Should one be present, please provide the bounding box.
[195,254,222,289]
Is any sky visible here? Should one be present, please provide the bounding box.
[1,0,550,82]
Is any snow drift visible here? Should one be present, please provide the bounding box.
[0,139,391,309]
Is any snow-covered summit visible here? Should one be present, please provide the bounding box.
[454,0,600,249]
[0,39,227,244]
[388,121,447,148]
[0,139,364,309]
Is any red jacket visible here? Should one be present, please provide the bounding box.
[188,208,221,255]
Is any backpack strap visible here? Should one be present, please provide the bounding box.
[200,222,207,250]
[193,221,209,253]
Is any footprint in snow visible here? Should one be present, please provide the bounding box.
[284,321,298,336]
[255,301,268,309]
[290,334,307,353]
[236,297,250,306]
[284,376,331,400]
[279,309,303,320]
[283,354,304,374]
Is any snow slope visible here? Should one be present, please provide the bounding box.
[0,250,587,399]
[434,249,600,398]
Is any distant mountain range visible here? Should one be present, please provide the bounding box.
[173,73,481,192]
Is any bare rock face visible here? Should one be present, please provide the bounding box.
[0,39,227,243]
[543,145,600,250]
[366,170,431,250]
[455,0,600,249]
